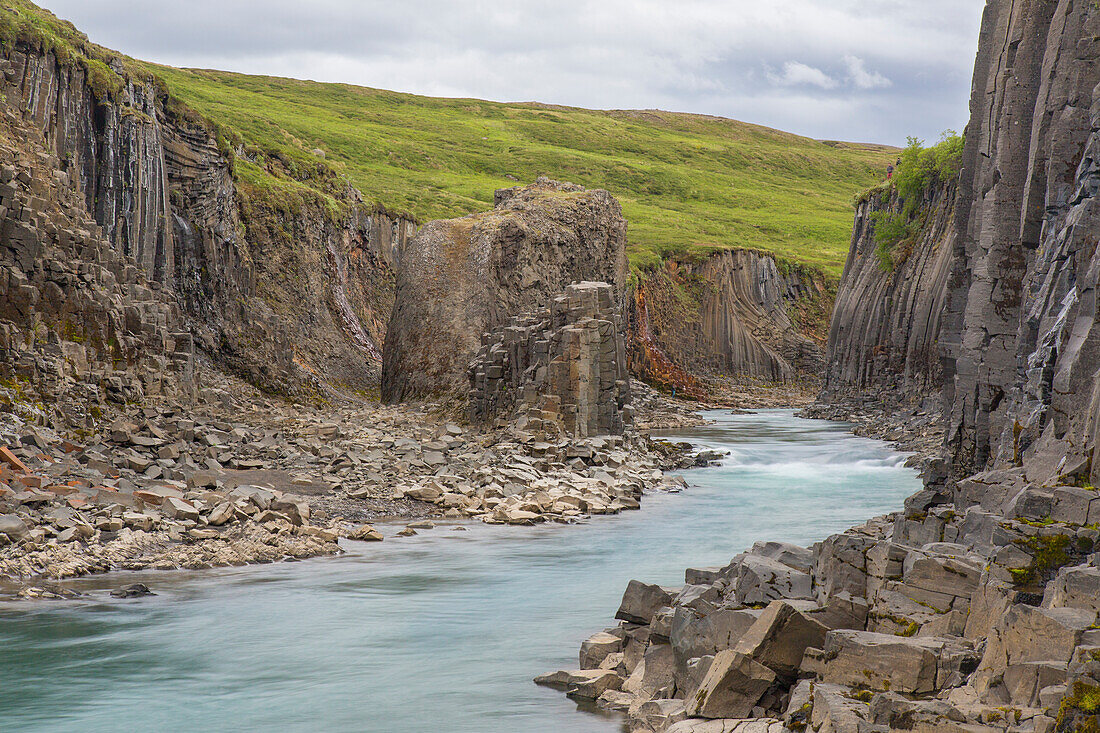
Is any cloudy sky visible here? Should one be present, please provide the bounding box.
[43,0,985,145]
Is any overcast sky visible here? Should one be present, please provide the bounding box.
[42,0,985,145]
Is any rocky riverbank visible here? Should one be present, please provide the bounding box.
[537,454,1100,733]
[0,362,720,596]
[800,397,943,471]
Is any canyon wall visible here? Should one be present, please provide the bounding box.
[3,36,835,409]
[628,250,828,395]
[942,0,1100,483]
[818,183,954,408]
[3,43,417,397]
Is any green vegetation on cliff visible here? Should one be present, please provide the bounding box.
[7,0,896,276]
[867,133,963,271]
[148,65,894,275]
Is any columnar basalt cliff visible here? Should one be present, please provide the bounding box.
[818,182,955,407]
[469,281,631,436]
[628,250,828,396]
[382,178,628,403]
[944,0,1100,484]
[2,41,417,397]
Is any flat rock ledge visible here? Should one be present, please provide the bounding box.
[539,469,1100,733]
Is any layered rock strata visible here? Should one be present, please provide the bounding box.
[629,251,827,395]
[383,177,628,402]
[469,281,631,436]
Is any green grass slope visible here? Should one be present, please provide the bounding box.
[5,0,896,276]
[150,67,895,275]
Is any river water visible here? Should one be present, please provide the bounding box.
[0,410,920,733]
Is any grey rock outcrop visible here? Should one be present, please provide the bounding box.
[4,41,417,397]
[819,182,954,407]
[468,281,631,436]
[628,250,827,394]
[383,177,628,402]
[943,0,1100,483]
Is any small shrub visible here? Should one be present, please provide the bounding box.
[869,210,916,272]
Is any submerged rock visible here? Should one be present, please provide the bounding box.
[110,583,155,599]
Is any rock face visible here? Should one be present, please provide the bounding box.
[942,0,1100,483]
[818,182,954,408]
[383,177,628,402]
[0,75,195,416]
[468,281,631,436]
[3,42,417,396]
[542,7,1100,731]
[628,251,827,393]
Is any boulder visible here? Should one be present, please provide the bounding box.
[271,499,310,526]
[724,554,813,606]
[616,580,675,625]
[580,632,623,669]
[343,524,384,542]
[636,643,679,698]
[160,497,199,521]
[671,607,763,672]
[110,583,155,598]
[815,531,874,603]
[404,484,443,503]
[895,550,982,612]
[206,502,235,526]
[748,541,814,573]
[733,600,829,681]
[0,513,27,540]
[533,669,622,699]
[628,699,688,731]
[972,603,1096,703]
[685,650,776,719]
[1044,565,1100,613]
[810,683,871,733]
[820,630,973,695]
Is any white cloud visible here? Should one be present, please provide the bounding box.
[770,62,839,89]
[844,55,892,89]
[37,0,986,144]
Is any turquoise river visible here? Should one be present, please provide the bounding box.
[0,409,921,732]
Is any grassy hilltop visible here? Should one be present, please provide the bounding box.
[5,0,896,276]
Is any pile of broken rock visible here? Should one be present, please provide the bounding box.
[0,359,713,593]
[539,469,1100,733]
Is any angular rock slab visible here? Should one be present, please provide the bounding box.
[616,579,675,625]
[686,650,776,719]
[820,630,970,695]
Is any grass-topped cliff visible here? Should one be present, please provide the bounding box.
[4,0,896,276]
[148,67,895,275]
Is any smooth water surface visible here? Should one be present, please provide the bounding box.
[0,410,921,733]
